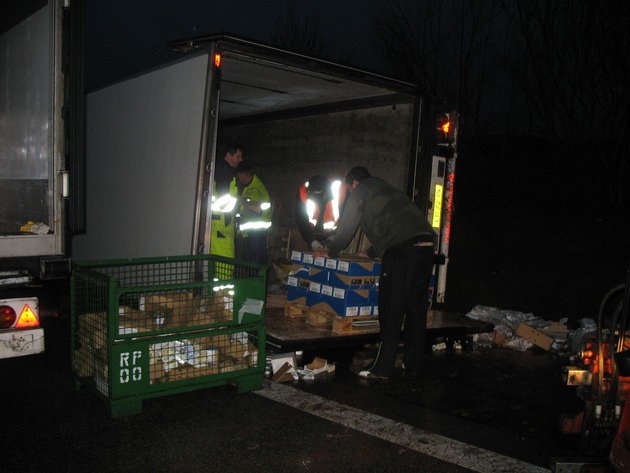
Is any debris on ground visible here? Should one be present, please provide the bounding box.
[266,353,335,382]
[466,304,595,355]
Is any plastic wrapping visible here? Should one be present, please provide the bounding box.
[466,305,565,352]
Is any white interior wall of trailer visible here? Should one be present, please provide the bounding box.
[218,102,415,229]
[72,54,209,260]
[0,6,49,180]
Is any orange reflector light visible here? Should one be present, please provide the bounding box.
[214,53,222,68]
[15,304,39,328]
[432,184,443,228]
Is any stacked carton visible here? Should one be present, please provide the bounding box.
[286,251,381,317]
[72,292,258,386]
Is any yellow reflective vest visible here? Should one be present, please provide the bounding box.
[230,174,272,238]
[210,181,238,258]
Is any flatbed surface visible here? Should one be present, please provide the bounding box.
[265,308,494,352]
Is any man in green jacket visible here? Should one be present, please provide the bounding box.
[313,166,436,381]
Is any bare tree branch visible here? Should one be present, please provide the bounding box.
[269,2,325,56]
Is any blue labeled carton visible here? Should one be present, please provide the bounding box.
[286,276,310,304]
[290,250,305,263]
[309,286,375,317]
[307,267,330,284]
[328,272,379,288]
[332,255,380,276]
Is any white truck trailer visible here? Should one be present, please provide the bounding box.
[0,0,84,357]
[73,34,458,303]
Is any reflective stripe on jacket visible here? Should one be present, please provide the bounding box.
[298,179,344,231]
[210,181,237,258]
[230,174,272,234]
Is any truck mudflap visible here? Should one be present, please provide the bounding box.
[0,328,45,358]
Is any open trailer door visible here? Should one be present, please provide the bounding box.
[425,110,459,304]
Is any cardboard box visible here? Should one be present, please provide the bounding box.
[302,253,314,266]
[269,352,298,382]
[246,343,259,367]
[221,339,248,360]
[78,312,107,351]
[492,326,512,347]
[304,281,323,307]
[516,322,554,351]
[272,362,298,382]
[309,296,369,318]
[308,281,322,295]
[219,358,248,373]
[72,345,95,377]
[324,258,338,271]
[196,295,233,322]
[167,364,219,381]
[327,272,379,288]
[306,357,328,371]
[317,257,330,269]
[337,286,377,305]
[308,267,330,284]
[307,285,378,317]
[287,276,310,303]
[300,357,331,380]
[289,264,309,279]
[165,312,191,329]
[540,322,569,339]
[187,310,230,327]
[332,255,380,276]
[287,275,309,288]
[141,292,194,313]
[320,284,334,297]
[140,293,200,329]
[149,359,167,383]
[284,299,307,316]
[269,352,297,371]
[118,306,156,332]
[291,250,305,263]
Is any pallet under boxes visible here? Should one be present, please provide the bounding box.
[265,303,489,353]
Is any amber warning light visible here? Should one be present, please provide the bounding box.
[0,301,39,329]
[16,304,39,328]
[439,121,450,134]
[214,54,222,68]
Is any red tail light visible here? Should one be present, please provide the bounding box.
[0,305,17,329]
[0,298,39,329]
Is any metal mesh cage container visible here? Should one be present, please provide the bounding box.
[71,254,267,417]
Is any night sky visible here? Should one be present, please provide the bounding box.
[85,0,385,90]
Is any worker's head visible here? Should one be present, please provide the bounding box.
[235,161,254,185]
[305,175,332,200]
[345,166,371,191]
[223,142,244,168]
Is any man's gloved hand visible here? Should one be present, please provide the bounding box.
[311,240,325,251]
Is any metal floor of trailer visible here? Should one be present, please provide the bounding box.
[3,285,612,473]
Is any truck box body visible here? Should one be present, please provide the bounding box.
[0,0,84,283]
[73,34,457,302]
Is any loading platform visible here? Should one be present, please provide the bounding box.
[264,307,494,353]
